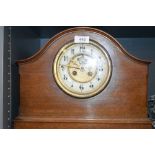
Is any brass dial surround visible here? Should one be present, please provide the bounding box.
[53,40,112,98]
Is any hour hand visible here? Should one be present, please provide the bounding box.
[70,60,79,67]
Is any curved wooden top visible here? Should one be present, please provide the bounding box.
[17,27,151,65]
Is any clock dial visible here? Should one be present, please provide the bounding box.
[53,41,112,98]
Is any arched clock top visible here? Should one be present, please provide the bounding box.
[16,27,151,65]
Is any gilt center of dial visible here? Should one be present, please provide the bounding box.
[68,54,97,83]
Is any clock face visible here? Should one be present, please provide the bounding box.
[53,41,112,98]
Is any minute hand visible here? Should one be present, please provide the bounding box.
[62,64,80,69]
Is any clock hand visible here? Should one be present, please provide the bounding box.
[70,60,79,67]
[61,64,80,69]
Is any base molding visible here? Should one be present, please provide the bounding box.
[14,116,152,129]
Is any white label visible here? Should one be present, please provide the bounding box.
[74,36,89,43]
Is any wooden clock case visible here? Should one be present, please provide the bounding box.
[14,27,152,128]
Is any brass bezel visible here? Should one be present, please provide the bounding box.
[53,40,112,98]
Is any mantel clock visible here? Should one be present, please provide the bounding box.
[14,27,152,128]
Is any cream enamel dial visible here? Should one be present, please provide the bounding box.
[53,41,112,98]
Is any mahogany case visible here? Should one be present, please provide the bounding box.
[14,27,152,128]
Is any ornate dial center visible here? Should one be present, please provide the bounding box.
[68,54,97,83]
[53,41,112,98]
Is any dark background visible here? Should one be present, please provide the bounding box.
[3,26,155,128]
